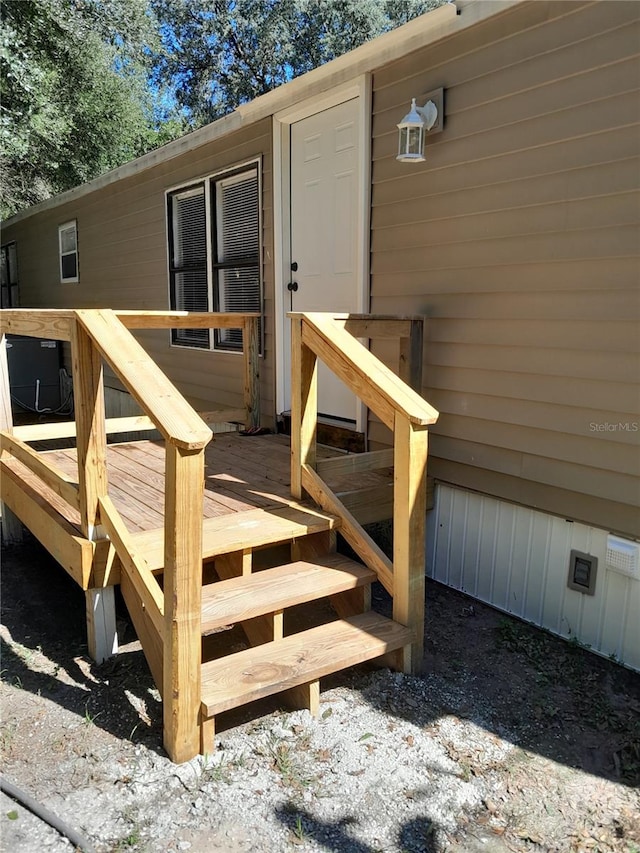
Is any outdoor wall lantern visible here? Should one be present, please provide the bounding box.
[396,88,444,163]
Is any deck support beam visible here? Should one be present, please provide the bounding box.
[163,444,205,764]
[71,320,116,663]
[290,316,317,501]
[392,415,428,674]
[0,333,23,544]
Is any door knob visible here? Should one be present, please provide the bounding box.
[291,261,298,272]
[287,281,299,292]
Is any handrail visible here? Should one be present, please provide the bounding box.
[294,312,438,431]
[290,312,439,676]
[115,310,260,329]
[75,309,212,451]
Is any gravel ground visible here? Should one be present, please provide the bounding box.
[1,535,639,853]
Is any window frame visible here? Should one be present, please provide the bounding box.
[58,220,79,283]
[1,241,19,307]
[166,159,263,354]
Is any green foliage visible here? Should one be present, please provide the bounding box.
[150,0,447,127]
[0,0,175,218]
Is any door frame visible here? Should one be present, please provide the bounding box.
[272,75,371,430]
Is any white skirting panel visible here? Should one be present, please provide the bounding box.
[426,484,640,672]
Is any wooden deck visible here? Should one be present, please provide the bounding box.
[2,432,396,535]
[1,309,438,763]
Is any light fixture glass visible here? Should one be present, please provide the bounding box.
[397,97,438,163]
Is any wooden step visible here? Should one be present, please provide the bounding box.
[201,554,375,633]
[131,503,340,572]
[200,611,413,717]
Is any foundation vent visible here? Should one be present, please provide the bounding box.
[606,535,640,579]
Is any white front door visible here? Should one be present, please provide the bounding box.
[286,97,362,425]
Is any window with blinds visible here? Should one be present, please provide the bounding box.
[167,164,261,352]
[213,169,260,349]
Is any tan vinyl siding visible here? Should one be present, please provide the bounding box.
[370,0,640,537]
[2,119,276,426]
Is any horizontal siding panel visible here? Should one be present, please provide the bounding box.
[431,434,639,506]
[371,258,640,295]
[372,158,639,229]
[430,414,638,477]
[372,125,639,200]
[373,89,640,164]
[423,318,639,353]
[371,224,638,269]
[374,0,597,94]
[425,389,639,446]
[373,192,639,252]
[425,342,640,384]
[375,27,640,124]
[372,288,639,322]
[426,367,638,416]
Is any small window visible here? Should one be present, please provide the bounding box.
[167,163,262,352]
[59,221,78,282]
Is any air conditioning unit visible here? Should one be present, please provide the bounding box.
[5,335,62,413]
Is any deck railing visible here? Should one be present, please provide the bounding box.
[289,312,439,672]
[0,308,260,763]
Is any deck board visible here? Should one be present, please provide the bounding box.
[28,433,394,537]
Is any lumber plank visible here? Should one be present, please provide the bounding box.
[0,432,80,510]
[200,554,375,633]
[133,503,340,572]
[243,317,260,429]
[0,459,93,587]
[120,571,163,692]
[301,464,394,596]
[201,612,414,716]
[115,311,260,330]
[297,313,438,429]
[163,444,204,764]
[398,318,424,394]
[333,315,422,339]
[290,316,317,500]
[393,415,428,674]
[98,495,164,636]
[0,310,73,341]
[76,309,212,451]
[316,448,394,477]
[198,409,244,426]
[282,680,320,717]
[71,319,108,539]
[0,333,22,543]
[339,483,394,525]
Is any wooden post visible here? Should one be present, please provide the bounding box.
[0,333,23,543]
[163,443,204,764]
[392,413,429,674]
[71,319,116,662]
[243,317,260,430]
[290,316,317,501]
[399,318,424,394]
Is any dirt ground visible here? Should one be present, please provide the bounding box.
[1,533,639,853]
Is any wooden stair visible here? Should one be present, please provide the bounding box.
[201,553,375,633]
[131,503,340,572]
[122,500,414,755]
[201,611,413,717]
